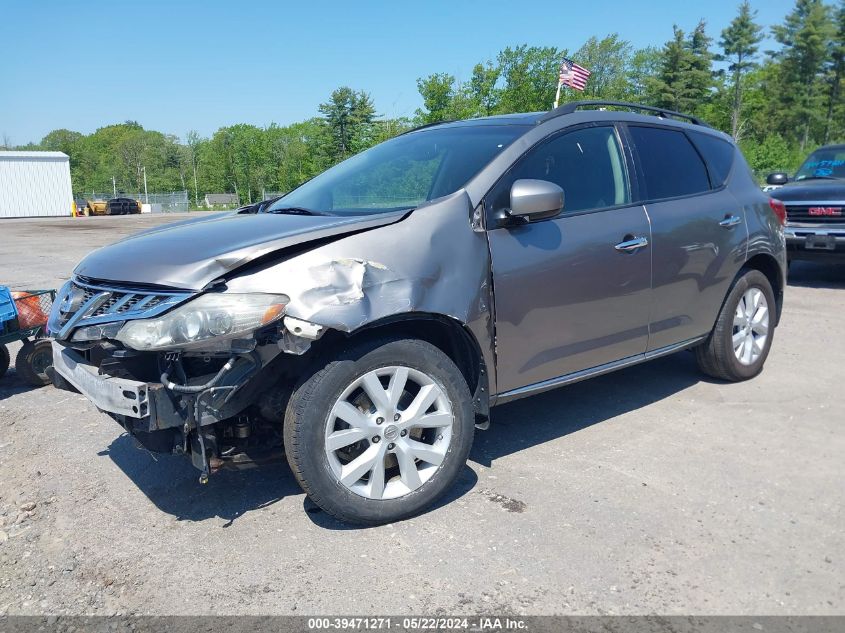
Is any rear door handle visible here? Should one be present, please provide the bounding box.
[719,215,742,228]
[614,236,649,252]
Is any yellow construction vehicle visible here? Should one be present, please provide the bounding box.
[83,197,142,216]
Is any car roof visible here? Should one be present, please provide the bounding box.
[409,101,731,143]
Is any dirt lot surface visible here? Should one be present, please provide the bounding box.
[0,214,842,616]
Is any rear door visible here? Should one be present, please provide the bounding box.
[625,125,747,350]
[487,124,652,394]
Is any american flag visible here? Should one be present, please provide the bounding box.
[559,58,591,91]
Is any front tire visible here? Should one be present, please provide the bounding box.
[284,337,474,525]
[696,269,776,382]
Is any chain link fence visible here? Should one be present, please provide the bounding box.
[75,191,189,213]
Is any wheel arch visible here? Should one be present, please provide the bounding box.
[316,312,491,424]
[742,253,784,325]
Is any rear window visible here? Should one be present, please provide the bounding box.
[689,131,735,187]
[628,126,710,201]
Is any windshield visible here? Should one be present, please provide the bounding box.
[795,147,845,180]
[267,125,528,216]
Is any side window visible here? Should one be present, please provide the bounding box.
[487,126,630,216]
[628,126,710,200]
[688,131,736,187]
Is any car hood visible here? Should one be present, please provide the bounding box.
[74,211,408,290]
[770,179,845,202]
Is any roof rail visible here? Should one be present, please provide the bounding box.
[539,100,709,127]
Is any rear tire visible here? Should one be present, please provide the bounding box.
[284,337,474,525]
[15,339,53,387]
[0,344,9,379]
[696,269,776,382]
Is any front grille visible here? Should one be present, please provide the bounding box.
[51,279,192,339]
[77,286,164,317]
[785,204,845,225]
[66,283,167,320]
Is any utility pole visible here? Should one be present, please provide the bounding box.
[192,156,199,209]
[112,176,116,197]
[142,166,149,203]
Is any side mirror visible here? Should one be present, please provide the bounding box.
[509,179,564,222]
[766,172,789,186]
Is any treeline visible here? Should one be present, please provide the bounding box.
[8,0,844,201]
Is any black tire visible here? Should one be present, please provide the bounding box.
[0,344,9,379]
[15,339,53,387]
[284,337,474,525]
[696,269,776,382]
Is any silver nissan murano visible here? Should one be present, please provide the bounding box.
[48,101,787,525]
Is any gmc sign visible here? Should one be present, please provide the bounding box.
[808,207,843,217]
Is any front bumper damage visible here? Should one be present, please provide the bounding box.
[52,342,261,428]
[50,338,297,481]
[53,342,157,419]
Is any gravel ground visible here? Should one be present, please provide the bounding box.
[0,214,842,616]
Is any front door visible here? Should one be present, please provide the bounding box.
[486,125,652,395]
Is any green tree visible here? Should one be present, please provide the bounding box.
[686,21,716,111]
[739,133,804,174]
[574,34,633,100]
[468,62,501,116]
[651,22,714,115]
[319,87,377,162]
[416,73,457,123]
[823,0,845,142]
[185,130,202,207]
[41,129,84,181]
[626,46,663,102]
[496,45,564,112]
[719,2,764,138]
[770,0,836,149]
[650,27,689,111]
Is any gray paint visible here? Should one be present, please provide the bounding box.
[487,203,652,392]
[226,190,499,394]
[58,108,785,408]
[74,210,406,290]
[644,186,748,350]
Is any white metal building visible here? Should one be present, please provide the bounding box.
[0,151,73,218]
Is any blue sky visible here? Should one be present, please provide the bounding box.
[1,0,797,145]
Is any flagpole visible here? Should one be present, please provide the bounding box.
[553,79,563,109]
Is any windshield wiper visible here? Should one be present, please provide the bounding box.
[266,206,332,216]
[796,175,841,181]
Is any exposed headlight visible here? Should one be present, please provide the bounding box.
[115,293,289,352]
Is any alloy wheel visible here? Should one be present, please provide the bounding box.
[324,366,454,500]
[732,287,769,366]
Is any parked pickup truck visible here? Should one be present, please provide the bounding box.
[766,144,845,262]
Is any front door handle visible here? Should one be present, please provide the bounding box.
[614,236,649,252]
[719,215,742,228]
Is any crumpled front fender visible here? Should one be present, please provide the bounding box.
[226,190,497,394]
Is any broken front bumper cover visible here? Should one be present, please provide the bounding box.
[51,341,244,431]
[52,341,154,419]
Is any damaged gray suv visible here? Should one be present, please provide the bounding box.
[49,101,786,525]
